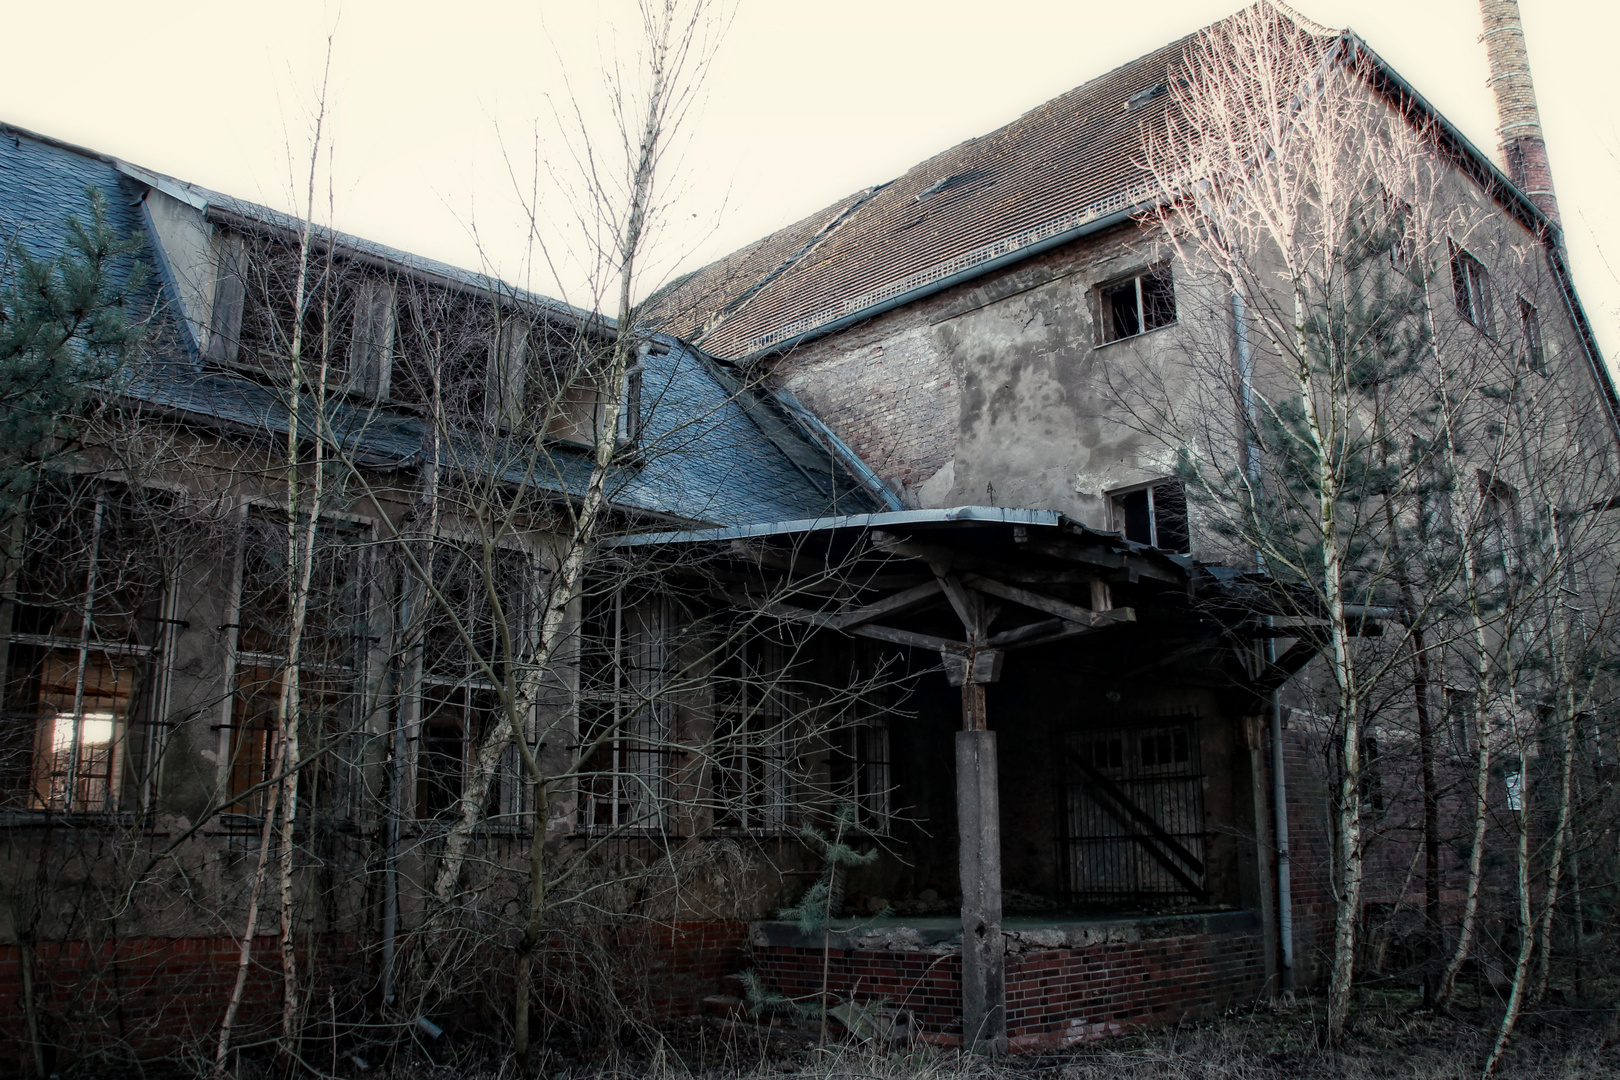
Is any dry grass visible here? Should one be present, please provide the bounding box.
[346,988,1620,1080]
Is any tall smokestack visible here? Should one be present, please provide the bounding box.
[1479,0,1560,227]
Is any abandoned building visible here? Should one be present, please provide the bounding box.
[2,0,1616,1066]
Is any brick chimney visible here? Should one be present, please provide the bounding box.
[1479,0,1560,226]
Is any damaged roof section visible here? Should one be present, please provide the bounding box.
[646,22,1228,359]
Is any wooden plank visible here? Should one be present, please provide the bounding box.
[830,578,943,630]
[962,573,1136,628]
[936,573,985,639]
[1019,537,1182,583]
[850,623,969,654]
[984,618,1068,649]
[957,730,1006,1053]
[1252,639,1318,695]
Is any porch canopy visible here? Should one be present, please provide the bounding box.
[608,506,1329,1050]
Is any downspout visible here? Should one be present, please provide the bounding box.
[1234,287,1294,992]
[380,587,410,1007]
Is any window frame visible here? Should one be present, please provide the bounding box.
[575,587,676,835]
[2,478,177,816]
[1106,478,1190,554]
[408,536,537,831]
[1095,266,1177,346]
[1450,241,1495,336]
[216,505,373,826]
[711,632,800,836]
[1518,296,1547,375]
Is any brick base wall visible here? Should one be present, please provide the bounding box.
[0,935,314,1067]
[1,921,749,1067]
[747,911,1266,1050]
[1004,913,1265,1050]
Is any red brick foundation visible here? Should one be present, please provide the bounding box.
[746,910,1266,1050]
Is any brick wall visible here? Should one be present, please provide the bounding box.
[1004,914,1266,1050]
[0,935,313,1067]
[0,921,747,1067]
[747,912,1266,1050]
[1280,726,1338,986]
[644,920,751,1017]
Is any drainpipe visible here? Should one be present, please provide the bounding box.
[1233,288,1295,992]
[381,588,411,1007]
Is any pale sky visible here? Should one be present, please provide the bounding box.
[5,1,1618,359]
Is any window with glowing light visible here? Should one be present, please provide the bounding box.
[2,480,172,813]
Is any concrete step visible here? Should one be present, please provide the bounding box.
[702,993,746,1019]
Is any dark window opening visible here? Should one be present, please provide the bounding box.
[1110,480,1190,554]
[1099,268,1175,344]
[713,634,798,834]
[1451,243,1494,334]
[1519,297,1546,375]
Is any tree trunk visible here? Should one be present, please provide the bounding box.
[1484,740,1535,1078]
[217,740,286,1077]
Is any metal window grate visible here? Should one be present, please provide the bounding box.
[1060,718,1207,904]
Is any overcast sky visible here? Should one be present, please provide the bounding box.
[6,1,1618,359]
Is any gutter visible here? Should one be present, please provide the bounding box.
[739,204,1145,365]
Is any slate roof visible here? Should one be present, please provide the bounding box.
[0,124,879,527]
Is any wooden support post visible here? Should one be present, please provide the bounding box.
[957,729,1005,1053]
[962,683,987,730]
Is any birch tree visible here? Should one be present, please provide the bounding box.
[1121,4,1620,1043]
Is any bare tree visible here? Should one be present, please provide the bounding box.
[1118,4,1620,1046]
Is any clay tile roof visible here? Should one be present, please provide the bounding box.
[649,6,1332,361]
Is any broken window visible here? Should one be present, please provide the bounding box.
[1450,242,1494,334]
[1,480,172,813]
[224,511,368,819]
[1386,195,1417,272]
[1477,475,1520,585]
[1061,718,1207,904]
[1518,297,1546,375]
[712,633,798,834]
[1098,267,1175,344]
[413,543,532,826]
[577,588,674,832]
[1108,479,1190,553]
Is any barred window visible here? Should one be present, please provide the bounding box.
[713,634,798,834]
[577,589,673,832]
[2,480,172,813]
[413,543,533,827]
[835,719,891,834]
[1061,718,1207,904]
[223,510,368,820]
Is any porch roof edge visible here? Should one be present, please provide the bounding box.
[603,505,1064,547]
